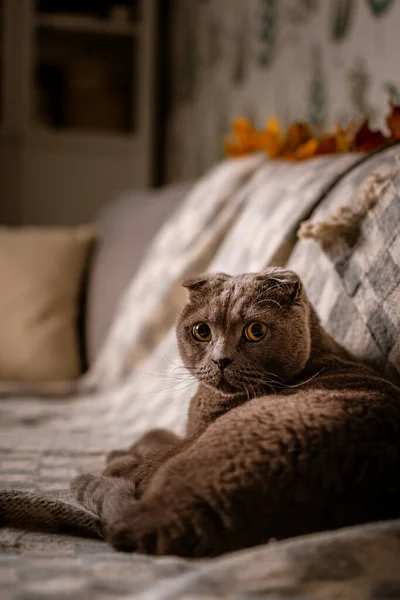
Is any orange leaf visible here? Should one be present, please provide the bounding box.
[264,116,281,137]
[224,117,261,157]
[224,140,248,157]
[333,124,353,152]
[291,137,320,160]
[260,116,283,158]
[282,122,313,155]
[232,117,253,134]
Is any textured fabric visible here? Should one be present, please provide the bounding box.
[0,490,100,537]
[1,151,399,599]
[86,182,193,363]
[0,226,95,382]
[0,510,399,599]
[289,144,400,384]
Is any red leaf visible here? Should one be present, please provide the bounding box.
[354,120,388,152]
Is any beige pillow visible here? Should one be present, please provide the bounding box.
[0,226,96,382]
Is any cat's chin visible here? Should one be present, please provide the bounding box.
[217,380,240,396]
[203,378,242,398]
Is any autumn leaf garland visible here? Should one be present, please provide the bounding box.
[224,101,400,160]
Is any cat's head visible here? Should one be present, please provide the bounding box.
[177,268,312,397]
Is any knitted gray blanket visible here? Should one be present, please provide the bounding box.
[0,489,101,538]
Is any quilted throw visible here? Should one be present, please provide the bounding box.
[1,148,400,599]
[289,144,400,384]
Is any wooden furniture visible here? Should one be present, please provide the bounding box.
[0,0,157,225]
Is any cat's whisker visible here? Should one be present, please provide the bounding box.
[129,377,198,397]
[272,369,326,389]
[243,373,261,401]
[251,368,285,382]
[174,381,199,398]
[163,354,196,371]
[242,357,285,382]
[143,370,194,378]
[241,376,251,402]
[252,382,263,398]
[135,363,194,376]
[265,382,278,395]
[248,368,325,392]
[247,378,257,401]
[246,374,279,394]
[135,371,197,383]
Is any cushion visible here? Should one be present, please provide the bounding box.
[86,182,193,363]
[288,144,400,384]
[0,225,95,382]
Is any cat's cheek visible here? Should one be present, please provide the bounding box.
[177,342,197,368]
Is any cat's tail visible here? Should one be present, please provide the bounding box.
[0,489,102,538]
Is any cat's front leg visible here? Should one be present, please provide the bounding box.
[103,429,183,480]
[71,474,137,522]
[104,495,205,556]
[103,438,192,500]
[71,472,217,557]
[105,428,181,466]
[102,455,142,479]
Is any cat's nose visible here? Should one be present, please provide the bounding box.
[213,357,233,370]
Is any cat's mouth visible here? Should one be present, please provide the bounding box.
[198,368,243,396]
[214,372,240,395]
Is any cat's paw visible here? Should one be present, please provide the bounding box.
[105,497,196,556]
[70,473,97,505]
[106,449,130,464]
[71,474,118,515]
[106,516,140,553]
[71,474,137,521]
[102,455,140,478]
[105,502,168,554]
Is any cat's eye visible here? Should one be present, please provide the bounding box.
[245,322,267,342]
[192,322,212,342]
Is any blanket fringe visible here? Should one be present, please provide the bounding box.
[298,158,400,248]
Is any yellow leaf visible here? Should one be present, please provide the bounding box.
[259,117,282,158]
[265,116,281,137]
[334,124,352,152]
[292,137,319,160]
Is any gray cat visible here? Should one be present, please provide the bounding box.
[70,268,400,557]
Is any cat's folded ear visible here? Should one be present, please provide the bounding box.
[260,268,303,305]
[182,274,210,292]
[182,272,230,293]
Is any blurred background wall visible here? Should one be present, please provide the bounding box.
[1,1,399,225]
[165,0,400,182]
